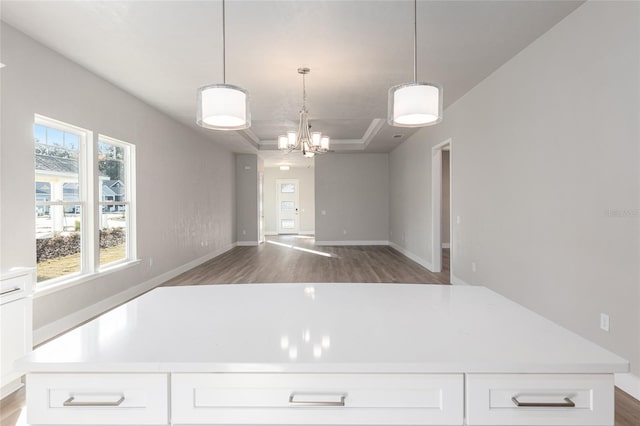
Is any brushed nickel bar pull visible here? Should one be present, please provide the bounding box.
[289,393,346,407]
[63,395,125,407]
[0,287,21,296]
[511,396,575,408]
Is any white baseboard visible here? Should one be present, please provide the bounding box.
[236,241,259,246]
[442,243,450,249]
[299,231,315,235]
[450,274,471,286]
[315,240,389,246]
[388,242,434,271]
[616,372,640,401]
[33,242,236,345]
[1,378,23,399]
[264,232,278,236]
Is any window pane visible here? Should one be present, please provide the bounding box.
[64,132,79,151]
[281,201,295,211]
[99,204,127,266]
[34,124,47,144]
[98,141,126,195]
[36,205,82,282]
[280,183,295,193]
[35,181,51,203]
[47,127,64,146]
[35,121,82,284]
[281,219,295,229]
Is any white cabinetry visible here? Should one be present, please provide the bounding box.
[1,268,34,398]
[27,373,169,425]
[466,374,614,426]
[172,373,464,425]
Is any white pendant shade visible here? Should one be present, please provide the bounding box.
[388,82,442,127]
[197,84,250,131]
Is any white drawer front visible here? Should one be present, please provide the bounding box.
[172,373,464,425]
[0,271,30,303]
[27,373,169,425]
[466,374,614,426]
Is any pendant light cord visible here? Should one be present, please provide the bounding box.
[222,0,226,84]
[413,0,417,83]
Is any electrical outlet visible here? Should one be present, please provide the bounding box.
[343,229,347,235]
[471,262,477,273]
[600,313,610,332]
[149,258,154,267]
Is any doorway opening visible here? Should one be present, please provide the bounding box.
[431,138,452,276]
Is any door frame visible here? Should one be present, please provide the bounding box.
[276,178,300,234]
[431,138,452,274]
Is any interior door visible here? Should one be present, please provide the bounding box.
[276,179,299,234]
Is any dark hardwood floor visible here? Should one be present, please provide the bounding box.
[162,235,450,286]
[2,236,639,426]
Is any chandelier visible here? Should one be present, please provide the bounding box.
[388,0,442,127]
[278,68,330,157]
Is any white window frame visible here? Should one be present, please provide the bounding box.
[34,115,138,294]
[34,115,94,287]
[96,135,137,270]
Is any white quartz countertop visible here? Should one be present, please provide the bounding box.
[19,283,628,374]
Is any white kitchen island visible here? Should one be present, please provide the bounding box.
[19,283,628,426]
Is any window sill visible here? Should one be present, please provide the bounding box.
[33,259,142,298]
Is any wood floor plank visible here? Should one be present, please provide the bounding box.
[162,235,451,286]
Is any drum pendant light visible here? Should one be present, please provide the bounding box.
[388,0,442,127]
[197,0,250,130]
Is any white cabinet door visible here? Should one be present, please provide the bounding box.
[1,297,32,389]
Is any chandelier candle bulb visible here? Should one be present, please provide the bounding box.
[287,131,297,149]
[311,132,322,147]
[278,135,288,150]
[320,136,330,150]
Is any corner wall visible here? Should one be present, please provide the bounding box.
[390,1,640,379]
[0,23,236,339]
[315,154,389,244]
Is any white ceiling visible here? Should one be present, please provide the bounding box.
[1,0,583,167]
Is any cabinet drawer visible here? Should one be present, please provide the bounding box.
[0,271,31,304]
[27,373,168,425]
[466,374,614,425]
[172,373,464,425]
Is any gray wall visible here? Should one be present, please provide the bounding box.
[0,23,236,335]
[264,166,315,235]
[389,1,640,375]
[442,151,450,245]
[235,154,260,243]
[315,154,389,243]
